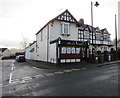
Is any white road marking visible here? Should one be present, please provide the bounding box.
[44,73,55,76]
[35,83,39,86]
[9,72,12,83]
[34,74,44,78]
[11,79,19,84]
[9,61,15,83]
[63,70,73,72]
[82,68,86,70]
[54,71,64,74]
[8,68,81,84]
[12,63,14,67]
[72,69,80,71]
[21,79,32,83]
[11,67,14,71]
[21,80,26,83]
[22,77,32,81]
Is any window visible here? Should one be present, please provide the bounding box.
[108,35,110,40]
[84,31,89,38]
[30,48,34,52]
[80,34,83,38]
[104,46,107,51]
[104,34,108,40]
[61,22,70,35]
[100,35,103,40]
[81,31,84,34]
[96,34,100,40]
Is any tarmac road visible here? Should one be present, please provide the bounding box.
[2,60,119,96]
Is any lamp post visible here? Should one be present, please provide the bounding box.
[115,15,118,59]
[91,1,99,62]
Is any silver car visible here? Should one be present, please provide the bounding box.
[16,55,26,62]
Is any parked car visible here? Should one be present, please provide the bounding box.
[16,55,26,62]
[1,56,9,60]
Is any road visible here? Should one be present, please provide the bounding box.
[1,60,119,96]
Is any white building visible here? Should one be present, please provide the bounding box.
[0,48,11,60]
[118,1,120,39]
[25,41,37,60]
[26,9,113,63]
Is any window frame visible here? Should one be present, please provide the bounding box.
[61,22,70,36]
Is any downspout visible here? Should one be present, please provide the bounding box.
[47,25,49,62]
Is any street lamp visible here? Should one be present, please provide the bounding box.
[115,15,118,59]
[91,1,99,62]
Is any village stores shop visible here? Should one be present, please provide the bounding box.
[50,37,89,64]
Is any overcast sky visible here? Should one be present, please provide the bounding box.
[0,0,119,49]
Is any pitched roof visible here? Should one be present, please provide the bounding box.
[101,28,110,34]
[78,25,110,35]
[36,9,77,35]
[0,48,7,52]
[78,25,96,33]
[95,27,101,32]
[26,41,37,49]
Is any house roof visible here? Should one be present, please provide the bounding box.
[78,25,111,35]
[78,25,97,33]
[0,48,7,52]
[35,9,111,36]
[26,41,37,49]
[101,28,110,35]
[36,9,77,35]
[29,41,36,46]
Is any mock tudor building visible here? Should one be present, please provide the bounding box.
[25,9,113,63]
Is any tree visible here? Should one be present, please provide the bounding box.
[112,38,120,47]
[20,32,29,51]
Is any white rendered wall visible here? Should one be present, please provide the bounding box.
[50,20,78,41]
[49,43,57,63]
[36,27,48,62]
[30,42,37,60]
[25,47,31,60]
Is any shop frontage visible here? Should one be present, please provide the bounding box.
[50,38,89,64]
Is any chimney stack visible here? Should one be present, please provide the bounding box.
[79,18,84,25]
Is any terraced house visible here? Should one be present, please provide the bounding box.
[25,9,113,64]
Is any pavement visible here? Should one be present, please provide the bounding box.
[26,60,120,70]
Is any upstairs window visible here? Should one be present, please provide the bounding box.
[84,31,89,38]
[104,34,108,40]
[96,34,100,40]
[100,35,103,40]
[61,22,70,36]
